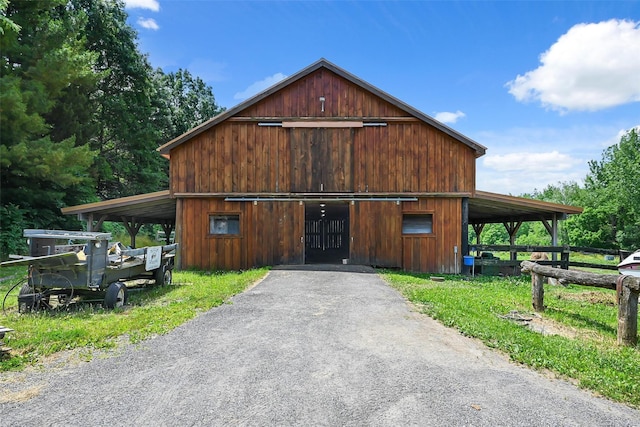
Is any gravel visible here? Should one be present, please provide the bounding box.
[1,265,639,426]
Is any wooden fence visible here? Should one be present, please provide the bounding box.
[468,244,625,274]
[521,261,639,347]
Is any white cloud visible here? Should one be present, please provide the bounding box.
[187,59,228,83]
[506,19,640,112]
[472,125,633,195]
[137,17,159,30]
[234,73,287,100]
[125,0,160,11]
[483,151,579,172]
[434,110,466,124]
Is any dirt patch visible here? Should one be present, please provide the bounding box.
[557,291,616,306]
[500,310,578,339]
[0,384,44,403]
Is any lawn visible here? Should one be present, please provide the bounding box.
[381,271,640,409]
[0,266,268,371]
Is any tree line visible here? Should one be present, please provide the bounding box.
[1,1,638,259]
[473,128,639,251]
[1,0,223,257]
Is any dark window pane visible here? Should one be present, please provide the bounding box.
[402,214,433,234]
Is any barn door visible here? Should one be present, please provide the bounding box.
[304,203,350,264]
[290,128,353,192]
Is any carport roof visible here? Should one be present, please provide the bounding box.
[61,190,176,224]
[61,190,582,227]
[469,191,583,224]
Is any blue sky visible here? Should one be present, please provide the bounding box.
[124,0,640,196]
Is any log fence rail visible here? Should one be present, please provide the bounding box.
[520,260,639,347]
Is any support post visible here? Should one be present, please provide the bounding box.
[503,221,522,261]
[532,272,545,312]
[82,213,106,232]
[472,223,485,247]
[461,197,469,264]
[618,278,638,347]
[121,217,143,249]
[161,221,174,245]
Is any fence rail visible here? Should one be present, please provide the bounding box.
[521,260,639,347]
[468,244,624,273]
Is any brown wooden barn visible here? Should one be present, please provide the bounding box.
[62,59,582,273]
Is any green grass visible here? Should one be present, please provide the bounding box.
[0,267,268,371]
[381,271,640,408]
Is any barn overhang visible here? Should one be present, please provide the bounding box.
[62,190,581,230]
[468,191,583,224]
[61,190,177,247]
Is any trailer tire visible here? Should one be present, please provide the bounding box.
[104,282,128,309]
[154,266,172,287]
[18,283,36,312]
[18,283,49,312]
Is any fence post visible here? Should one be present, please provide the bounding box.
[561,246,570,269]
[532,272,545,312]
[618,277,638,347]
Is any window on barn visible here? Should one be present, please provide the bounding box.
[209,215,240,235]
[402,214,433,234]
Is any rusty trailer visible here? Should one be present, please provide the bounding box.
[1,230,177,311]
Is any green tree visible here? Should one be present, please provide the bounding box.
[0,0,97,245]
[519,181,586,246]
[566,128,640,249]
[154,68,225,141]
[72,0,168,199]
[469,223,509,245]
[0,0,20,35]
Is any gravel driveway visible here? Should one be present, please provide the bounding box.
[1,266,639,426]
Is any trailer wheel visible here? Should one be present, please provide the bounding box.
[154,266,172,286]
[18,283,50,312]
[18,283,37,312]
[104,282,128,309]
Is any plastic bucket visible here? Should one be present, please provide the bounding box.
[463,255,474,266]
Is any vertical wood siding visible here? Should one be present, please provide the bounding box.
[178,197,462,272]
[178,198,303,270]
[170,121,475,195]
[170,69,476,195]
[170,67,474,272]
[238,68,408,118]
[349,201,402,267]
[401,198,462,273]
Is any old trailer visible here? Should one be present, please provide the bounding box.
[1,230,177,311]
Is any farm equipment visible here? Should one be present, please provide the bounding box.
[1,230,177,312]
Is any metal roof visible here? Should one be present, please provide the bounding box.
[469,191,583,224]
[157,58,487,157]
[61,190,176,225]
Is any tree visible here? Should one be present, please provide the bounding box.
[565,128,640,249]
[0,0,20,35]
[154,68,225,141]
[519,181,586,246]
[0,0,224,258]
[0,0,98,256]
[72,0,168,199]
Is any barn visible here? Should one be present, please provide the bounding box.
[63,59,582,273]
